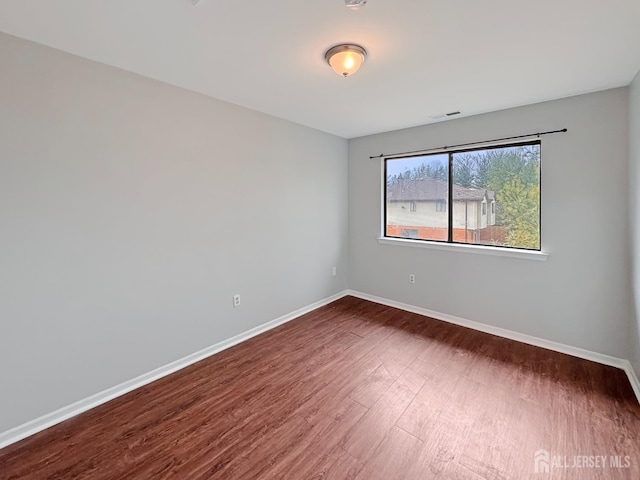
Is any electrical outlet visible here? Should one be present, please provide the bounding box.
[409,274,416,284]
[332,266,337,277]
[233,294,241,307]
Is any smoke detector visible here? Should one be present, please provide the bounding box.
[345,0,368,10]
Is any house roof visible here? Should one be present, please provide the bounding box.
[387,178,495,202]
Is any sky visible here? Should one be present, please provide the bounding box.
[385,145,537,178]
[385,153,448,177]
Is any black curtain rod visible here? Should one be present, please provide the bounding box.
[369,128,567,159]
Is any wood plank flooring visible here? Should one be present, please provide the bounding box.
[1,296,639,479]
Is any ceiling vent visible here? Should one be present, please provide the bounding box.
[430,111,462,120]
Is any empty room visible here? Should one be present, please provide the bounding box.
[1,1,640,479]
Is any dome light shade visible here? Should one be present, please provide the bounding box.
[325,44,367,77]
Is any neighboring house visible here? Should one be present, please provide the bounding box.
[386,177,502,243]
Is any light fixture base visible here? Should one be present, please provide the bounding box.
[345,0,368,10]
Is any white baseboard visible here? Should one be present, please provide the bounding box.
[625,362,640,404]
[3,289,638,450]
[347,290,640,405]
[0,290,349,450]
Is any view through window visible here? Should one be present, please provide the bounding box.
[385,142,541,250]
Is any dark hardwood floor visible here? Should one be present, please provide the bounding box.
[1,296,639,479]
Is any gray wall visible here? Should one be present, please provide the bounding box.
[630,70,640,375]
[349,89,631,359]
[1,30,637,440]
[0,33,348,433]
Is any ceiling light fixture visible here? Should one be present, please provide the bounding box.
[345,0,368,10]
[325,44,367,78]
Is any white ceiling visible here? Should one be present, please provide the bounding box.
[1,0,639,138]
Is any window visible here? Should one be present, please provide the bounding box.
[410,201,417,212]
[384,141,541,250]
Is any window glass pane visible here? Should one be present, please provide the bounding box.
[386,154,449,241]
[401,228,419,239]
[451,144,540,249]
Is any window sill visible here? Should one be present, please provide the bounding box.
[377,237,549,261]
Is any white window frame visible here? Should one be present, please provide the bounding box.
[379,140,548,261]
